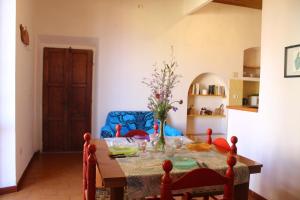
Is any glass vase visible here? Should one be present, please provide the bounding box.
[156,118,166,152]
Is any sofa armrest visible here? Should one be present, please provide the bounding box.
[100,125,114,138]
[164,124,183,136]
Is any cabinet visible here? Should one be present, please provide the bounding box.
[186,73,228,137]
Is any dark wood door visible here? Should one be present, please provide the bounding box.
[43,47,93,152]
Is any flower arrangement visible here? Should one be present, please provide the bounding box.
[143,54,183,150]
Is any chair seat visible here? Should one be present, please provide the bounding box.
[95,188,110,200]
[95,188,128,200]
[84,188,109,200]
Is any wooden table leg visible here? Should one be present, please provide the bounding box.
[110,187,124,200]
[234,182,249,200]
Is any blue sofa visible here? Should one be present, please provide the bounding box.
[100,111,183,138]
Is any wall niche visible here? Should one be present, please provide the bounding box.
[186,73,228,140]
[243,47,261,78]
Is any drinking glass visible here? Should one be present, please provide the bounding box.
[138,140,147,153]
[174,137,183,149]
[165,144,176,157]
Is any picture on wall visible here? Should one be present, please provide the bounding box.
[284,44,300,77]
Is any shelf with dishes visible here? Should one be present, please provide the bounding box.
[189,94,226,98]
[186,73,228,136]
[190,83,226,97]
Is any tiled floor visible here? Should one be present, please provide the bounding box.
[0,153,258,200]
[0,153,82,200]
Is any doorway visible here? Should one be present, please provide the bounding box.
[43,47,93,152]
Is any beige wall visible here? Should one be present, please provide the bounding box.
[228,0,300,199]
[33,1,261,146]
[16,0,36,182]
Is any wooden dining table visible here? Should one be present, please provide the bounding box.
[93,138,262,200]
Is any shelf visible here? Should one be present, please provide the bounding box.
[242,77,260,81]
[227,105,258,113]
[187,114,226,118]
[231,77,260,82]
[189,94,226,98]
[244,65,260,69]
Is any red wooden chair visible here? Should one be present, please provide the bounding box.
[83,132,98,200]
[207,128,238,154]
[160,154,237,200]
[124,129,148,137]
[116,122,159,138]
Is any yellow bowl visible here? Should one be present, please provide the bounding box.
[186,143,211,151]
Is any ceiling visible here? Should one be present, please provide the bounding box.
[213,0,262,10]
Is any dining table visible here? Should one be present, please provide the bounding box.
[92,136,262,200]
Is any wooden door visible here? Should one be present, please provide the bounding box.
[43,47,93,152]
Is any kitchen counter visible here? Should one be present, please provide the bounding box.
[227,105,258,113]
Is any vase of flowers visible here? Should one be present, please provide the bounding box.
[143,53,182,151]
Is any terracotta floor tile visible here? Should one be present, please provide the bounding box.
[0,153,82,200]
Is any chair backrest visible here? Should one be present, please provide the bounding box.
[124,129,148,137]
[207,128,238,154]
[83,133,97,200]
[161,154,237,200]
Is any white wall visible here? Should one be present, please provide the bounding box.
[0,0,16,187]
[15,0,36,182]
[227,0,300,199]
[33,1,261,145]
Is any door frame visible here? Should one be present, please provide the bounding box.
[35,35,98,152]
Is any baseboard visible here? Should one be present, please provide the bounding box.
[0,150,40,195]
[17,150,40,190]
[249,190,267,200]
[0,186,17,195]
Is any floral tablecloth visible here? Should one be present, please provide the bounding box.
[104,137,249,200]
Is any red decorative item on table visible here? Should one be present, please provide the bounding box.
[207,128,212,144]
[115,124,121,137]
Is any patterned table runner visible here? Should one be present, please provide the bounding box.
[105,137,249,199]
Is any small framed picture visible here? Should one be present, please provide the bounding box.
[284,44,300,78]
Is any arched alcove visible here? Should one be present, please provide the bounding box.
[186,73,228,140]
[243,47,261,78]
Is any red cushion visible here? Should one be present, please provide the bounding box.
[213,138,231,152]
